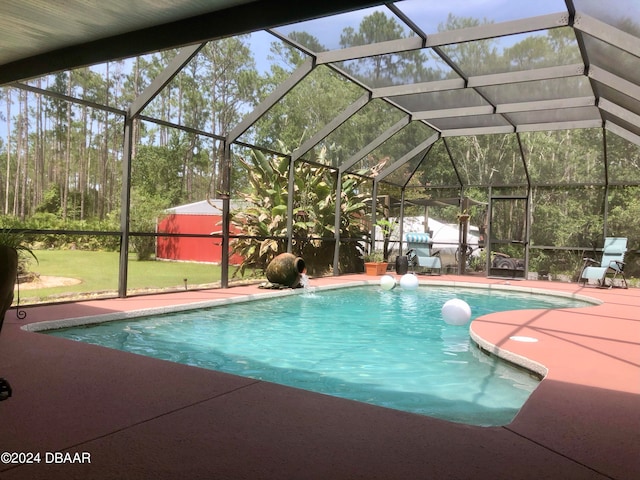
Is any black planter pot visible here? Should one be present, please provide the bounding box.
[0,246,18,401]
[395,255,409,275]
[0,246,18,333]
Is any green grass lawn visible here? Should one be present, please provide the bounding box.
[16,250,255,303]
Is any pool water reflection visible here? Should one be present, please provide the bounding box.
[47,286,591,425]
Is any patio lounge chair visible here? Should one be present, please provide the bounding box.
[579,237,628,289]
[406,233,441,274]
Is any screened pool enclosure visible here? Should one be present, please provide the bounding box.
[0,0,638,301]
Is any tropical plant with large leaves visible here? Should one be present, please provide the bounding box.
[231,147,369,276]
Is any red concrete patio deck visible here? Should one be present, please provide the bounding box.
[0,274,638,480]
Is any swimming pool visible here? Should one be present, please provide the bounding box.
[46,285,592,426]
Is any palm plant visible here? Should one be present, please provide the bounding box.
[0,229,39,271]
[231,148,369,276]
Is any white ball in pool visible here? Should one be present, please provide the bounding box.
[399,273,419,290]
[380,274,396,290]
[441,298,472,325]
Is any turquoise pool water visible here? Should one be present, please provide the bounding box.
[47,285,591,426]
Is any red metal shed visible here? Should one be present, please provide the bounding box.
[156,200,243,264]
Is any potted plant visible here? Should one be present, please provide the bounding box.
[364,251,388,276]
[0,229,38,330]
[0,229,37,401]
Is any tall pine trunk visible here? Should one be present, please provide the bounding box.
[62,73,72,220]
[4,88,11,214]
[19,89,29,219]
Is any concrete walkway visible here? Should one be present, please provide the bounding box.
[0,275,638,479]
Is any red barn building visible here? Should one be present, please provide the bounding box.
[156,200,243,264]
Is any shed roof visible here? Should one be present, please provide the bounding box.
[166,200,245,215]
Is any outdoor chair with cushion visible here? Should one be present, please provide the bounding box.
[406,233,441,275]
[579,237,628,289]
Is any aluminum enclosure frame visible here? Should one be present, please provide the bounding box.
[1,0,639,294]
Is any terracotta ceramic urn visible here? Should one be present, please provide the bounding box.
[265,253,306,288]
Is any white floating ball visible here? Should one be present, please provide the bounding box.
[441,298,472,326]
[380,274,396,291]
[399,273,419,290]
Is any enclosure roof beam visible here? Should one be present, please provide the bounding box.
[339,116,411,173]
[316,37,423,64]
[138,115,226,142]
[467,64,585,88]
[590,66,640,138]
[606,121,640,148]
[371,78,465,98]
[516,132,531,189]
[291,92,371,162]
[599,98,640,128]
[413,105,494,120]
[574,12,640,58]
[266,29,317,58]
[589,65,640,100]
[425,13,570,48]
[602,123,610,190]
[401,146,432,190]
[387,2,428,44]
[375,133,440,182]
[128,43,204,118]
[496,96,595,114]
[441,126,514,137]
[11,81,126,116]
[442,137,464,187]
[515,119,602,133]
[228,57,315,143]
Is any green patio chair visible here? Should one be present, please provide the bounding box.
[579,237,628,288]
